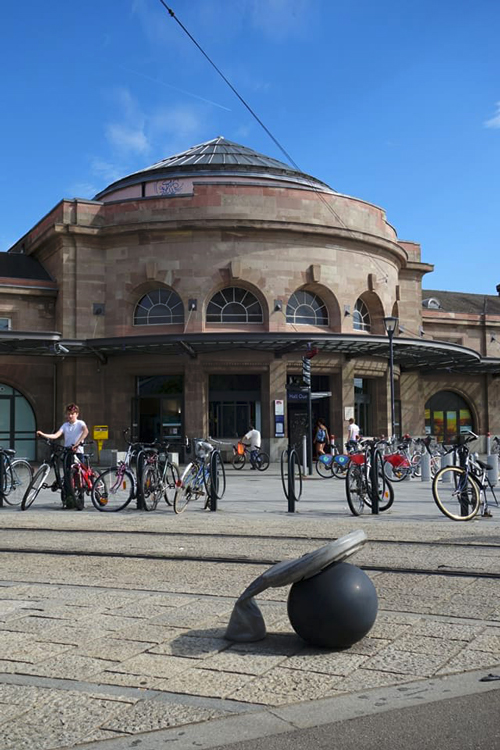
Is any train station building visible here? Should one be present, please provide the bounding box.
[1,137,499,460]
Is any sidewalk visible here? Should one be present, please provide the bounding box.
[0,469,499,749]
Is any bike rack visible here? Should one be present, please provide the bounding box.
[281,446,303,512]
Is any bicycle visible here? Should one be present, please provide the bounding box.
[174,438,226,514]
[345,439,394,516]
[139,441,180,512]
[0,446,33,507]
[66,443,104,510]
[232,442,269,471]
[432,431,498,521]
[21,440,74,510]
[91,430,159,512]
[382,437,422,482]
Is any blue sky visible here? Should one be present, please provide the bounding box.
[1,0,499,294]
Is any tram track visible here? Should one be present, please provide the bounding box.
[2,525,500,550]
[0,543,499,581]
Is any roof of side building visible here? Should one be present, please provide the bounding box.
[422,289,500,315]
[0,252,53,281]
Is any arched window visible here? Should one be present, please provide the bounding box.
[353,298,371,332]
[425,391,474,444]
[286,290,328,326]
[206,287,263,324]
[134,289,184,326]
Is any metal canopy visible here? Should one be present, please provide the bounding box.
[2,330,496,374]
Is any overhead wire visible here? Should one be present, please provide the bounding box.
[157,2,347,229]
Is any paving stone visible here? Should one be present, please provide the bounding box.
[93,671,162,689]
[19,653,117,680]
[285,651,369,676]
[102,698,228,733]
[408,619,484,640]
[75,636,155,662]
[345,637,392,656]
[7,640,74,664]
[363,648,450,677]
[229,632,303,656]
[437,647,500,674]
[0,616,70,636]
[392,634,467,656]
[468,629,500,653]
[228,666,341,706]
[109,652,195,678]
[97,614,148,631]
[156,666,255,698]
[118,622,187,643]
[149,634,230,659]
[41,623,103,646]
[334,668,417,693]
[203,648,287,675]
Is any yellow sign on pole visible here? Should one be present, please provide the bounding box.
[93,426,108,457]
[93,426,109,440]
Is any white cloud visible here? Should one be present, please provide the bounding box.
[484,102,500,129]
[248,0,312,41]
[105,88,150,155]
[67,182,98,199]
[106,123,150,154]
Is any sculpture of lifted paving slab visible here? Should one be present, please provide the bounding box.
[225,529,377,648]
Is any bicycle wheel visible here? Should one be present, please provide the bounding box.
[164,462,180,506]
[21,464,51,510]
[255,451,269,472]
[141,465,161,511]
[383,460,410,482]
[204,451,226,501]
[4,459,33,506]
[174,462,197,514]
[345,463,368,516]
[411,452,423,478]
[232,453,246,470]
[366,452,394,512]
[432,466,480,521]
[316,454,334,478]
[91,467,134,512]
[67,464,85,510]
[332,455,350,478]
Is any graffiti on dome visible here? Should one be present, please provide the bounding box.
[157,179,182,196]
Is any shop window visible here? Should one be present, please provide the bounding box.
[0,318,11,330]
[209,374,261,437]
[286,290,328,326]
[134,289,184,326]
[206,287,263,324]
[353,299,371,331]
[425,391,473,444]
[0,384,35,459]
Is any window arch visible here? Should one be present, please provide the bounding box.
[134,289,184,326]
[206,287,263,324]
[286,290,328,326]
[353,298,371,332]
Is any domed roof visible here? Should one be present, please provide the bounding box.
[94,136,333,199]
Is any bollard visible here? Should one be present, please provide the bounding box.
[486,433,491,456]
[420,451,431,481]
[441,452,452,482]
[302,435,307,475]
[487,454,498,487]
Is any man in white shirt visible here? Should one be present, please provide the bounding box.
[346,417,360,450]
[37,403,89,453]
[241,425,261,469]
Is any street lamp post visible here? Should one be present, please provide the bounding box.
[384,316,398,440]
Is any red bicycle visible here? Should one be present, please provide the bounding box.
[67,444,105,510]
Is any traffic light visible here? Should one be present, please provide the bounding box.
[302,356,311,387]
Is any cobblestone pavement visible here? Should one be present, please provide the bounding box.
[0,469,499,748]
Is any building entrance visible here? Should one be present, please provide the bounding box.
[133,375,183,445]
[354,378,372,438]
[209,374,261,439]
[0,384,36,460]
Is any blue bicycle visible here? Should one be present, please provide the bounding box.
[173,438,226,514]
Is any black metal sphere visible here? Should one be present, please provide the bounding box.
[287,562,378,649]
